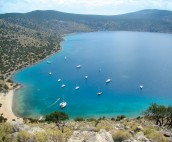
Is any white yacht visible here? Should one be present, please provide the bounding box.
[76,65,82,68]
[49,72,52,75]
[85,76,88,79]
[106,79,111,83]
[139,85,144,90]
[57,79,61,82]
[59,101,67,108]
[47,61,51,64]
[97,91,103,95]
[75,86,80,90]
[61,84,66,88]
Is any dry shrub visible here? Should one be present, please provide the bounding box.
[112,130,131,142]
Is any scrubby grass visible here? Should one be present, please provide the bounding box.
[0,123,14,142]
[112,130,131,142]
[144,128,168,142]
[17,131,31,142]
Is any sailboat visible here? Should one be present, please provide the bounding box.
[97,91,103,95]
[85,76,88,79]
[61,84,66,88]
[47,61,51,64]
[76,65,82,68]
[59,97,67,109]
[75,86,80,90]
[106,79,111,83]
[139,85,144,90]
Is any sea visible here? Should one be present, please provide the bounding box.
[12,31,172,119]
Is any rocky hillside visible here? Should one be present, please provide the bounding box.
[0,118,171,142]
[0,9,172,92]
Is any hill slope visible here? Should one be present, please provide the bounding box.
[0,9,172,92]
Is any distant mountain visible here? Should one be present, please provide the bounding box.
[1,9,172,32]
[0,9,172,91]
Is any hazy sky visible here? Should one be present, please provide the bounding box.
[0,0,172,15]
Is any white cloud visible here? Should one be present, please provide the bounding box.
[0,0,172,15]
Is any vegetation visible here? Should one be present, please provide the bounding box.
[45,111,68,133]
[0,104,171,142]
[74,117,85,121]
[0,114,7,123]
[45,111,68,122]
[112,130,131,142]
[116,115,126,121]
[0,123,14,142]
[144,128,168,142]
[144,103,172,128]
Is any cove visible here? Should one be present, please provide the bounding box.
[12,31,172,119]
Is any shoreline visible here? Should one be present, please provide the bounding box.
[4,36,66,121]
[0,88,23,122]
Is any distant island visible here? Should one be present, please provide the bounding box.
[1,9,172,93]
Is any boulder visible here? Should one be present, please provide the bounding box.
[161,130,172,137]
[135,132,151,142]
[136,126,143,131]
[10,121,44,134]
[113,123,124,130]
[68,129,113,142]
[87,129,113,142]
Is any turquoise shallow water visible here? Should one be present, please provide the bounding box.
[12,31,172,118]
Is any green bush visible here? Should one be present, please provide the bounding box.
[74,117,85,121]
[144,103,172,127]
[111,117,115,121]
[116,115,126,121]
[87,118,97,122]
[45,111,68,122]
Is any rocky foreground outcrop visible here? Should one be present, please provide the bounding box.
[0,118,171,142]
[68,129,114,142]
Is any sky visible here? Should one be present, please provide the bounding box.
[0,0,172,15]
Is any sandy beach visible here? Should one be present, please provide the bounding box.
[0,90,22,122]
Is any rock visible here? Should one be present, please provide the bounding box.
[80,127,96,131]
[10,121,44,134]
[68,130,94,142]
[129,130,135,136]
[28,126,45,134]
[113,123,124,130]
[136,126,143,131]
[87,129,113,142]
[10,121,30,132]
[124,125,130,130]
[68,129,113,142]
[73,126,78,130]
[10,132,19,141]
[123,138,138,142]
[135,132,151,142]
[161,130,172,137]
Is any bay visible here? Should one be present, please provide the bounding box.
[12,31,172,118]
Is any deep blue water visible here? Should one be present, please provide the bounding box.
[12,31,172,119]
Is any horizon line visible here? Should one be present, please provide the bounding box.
[0,8,171,16]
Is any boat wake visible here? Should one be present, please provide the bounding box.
[48,98,60,107]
